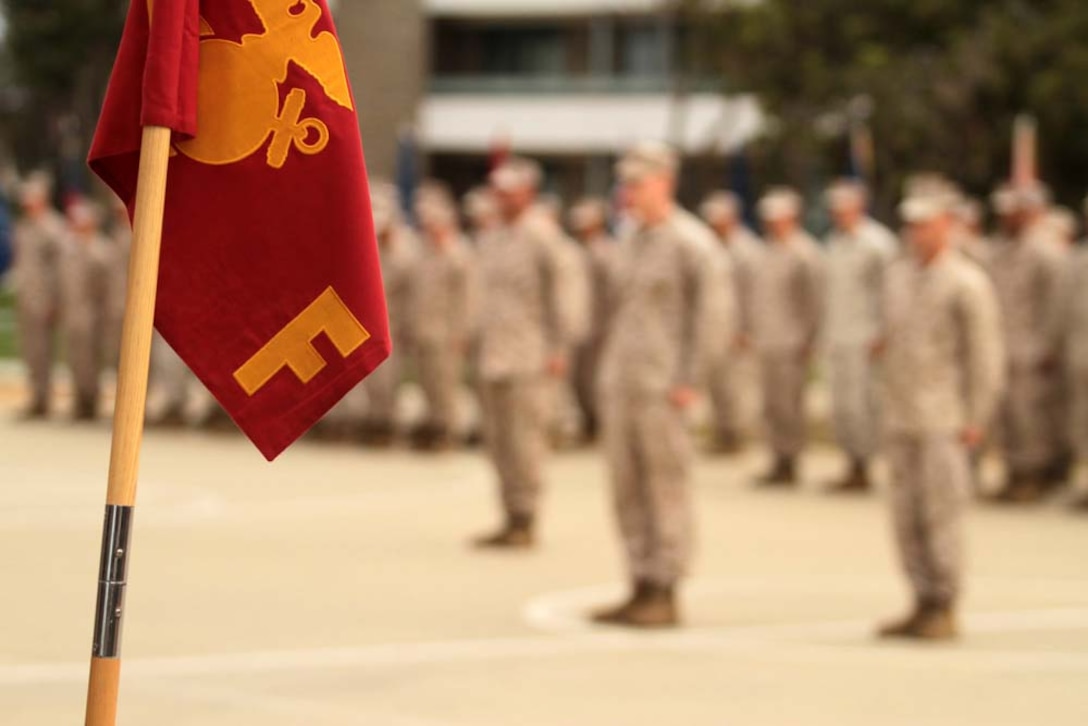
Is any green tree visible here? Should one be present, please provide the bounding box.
[0,0,127,182]
[684,0,1088,215]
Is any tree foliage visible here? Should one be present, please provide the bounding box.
[0,0,127,175]
[684,0,1088,214]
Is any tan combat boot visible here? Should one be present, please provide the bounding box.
[877,600,925,639]
[363,422,396,448]
[72,396,98,423]
[618,584,680,629]
[473,514,535,550]
[757,458,797,487]
[151,404,188,429]
[18,399,50,421]
[1003,477,1046,504]
[911,603,959,641]
[591,580,651,625]
[990,470,1046,504]
[827,459,871,494]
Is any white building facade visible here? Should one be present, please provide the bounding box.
[420,0,761,199]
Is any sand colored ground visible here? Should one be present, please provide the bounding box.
[1,376,1087,725]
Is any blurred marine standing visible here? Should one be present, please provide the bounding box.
[568,197,616,443]
[407,186,477,450]
[822,180,895,492]
[752,188,825,485]
[593,143,728,628]
[359,182,416,446]
[700,191,763,454]
[60,199,114,421]
[11,175,65,418]
[1047,199,1088,511]
[105,196,132,371]
[473,158,571,549]
[986,183,1068,501]
[878,190,1004,640]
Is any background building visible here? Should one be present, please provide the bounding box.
[336,0,760,201]
[421,0,761,201]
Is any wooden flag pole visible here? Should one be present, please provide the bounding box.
[85,125,173,726]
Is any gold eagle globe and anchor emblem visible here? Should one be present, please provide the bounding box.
[176,0,354,169]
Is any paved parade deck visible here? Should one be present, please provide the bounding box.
[2,402,1087,725]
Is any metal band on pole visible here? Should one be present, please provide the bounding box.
[92,506,135,659]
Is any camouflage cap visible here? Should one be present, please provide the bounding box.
[616,141,679,183]
[825,178,868,211]
[18,170,53,201]
[490,157,543,192]
[899,190,955,224]
[757,187,803,221]
[67,197,104,228]
[699,191,742,223]
[370,180,401,233]
[569,197,609,232]
[1014,181,1051,210]
[463,186,499,221]
[955,198,983,226]
[415,190,458,230]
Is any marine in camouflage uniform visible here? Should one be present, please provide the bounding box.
[593,143,729,629]
[986,184,1069,502]
[355,183,416,445]
[877,191,1005,640]
[463,186,501,245]
[543,210,592,449]
[1020,185,1076,486]
[952,197,991,269]
[460,187,503,446]
[1047,197,1088,511]
[10,175,65,418]
[751,188,825,485]
[473,158,571,549]
[700,191,763,455]
[406,185,478,450]
[822,180,895,493]
[105,196,131,372]
[59,200,115,421]
[149,333,196,427]
[567,197,616,444]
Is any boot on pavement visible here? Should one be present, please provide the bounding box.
[473,514,535,550]
[911,603,960,641]
[757,457,797,487]
[591,580,651,625]
[18,399,50,421]
[619,583,681,629]
[827,458,871,494]
[877,600,926,639]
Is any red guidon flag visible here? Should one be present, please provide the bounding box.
[90,0,391,460]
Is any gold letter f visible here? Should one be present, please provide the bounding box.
[234,287,370,396]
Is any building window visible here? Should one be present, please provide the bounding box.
[480,28,568,76]
[617,22,671,78]
[432,21,573,77]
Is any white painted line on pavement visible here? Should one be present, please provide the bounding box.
[0,634,642,687]
[4,603,1088,689]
